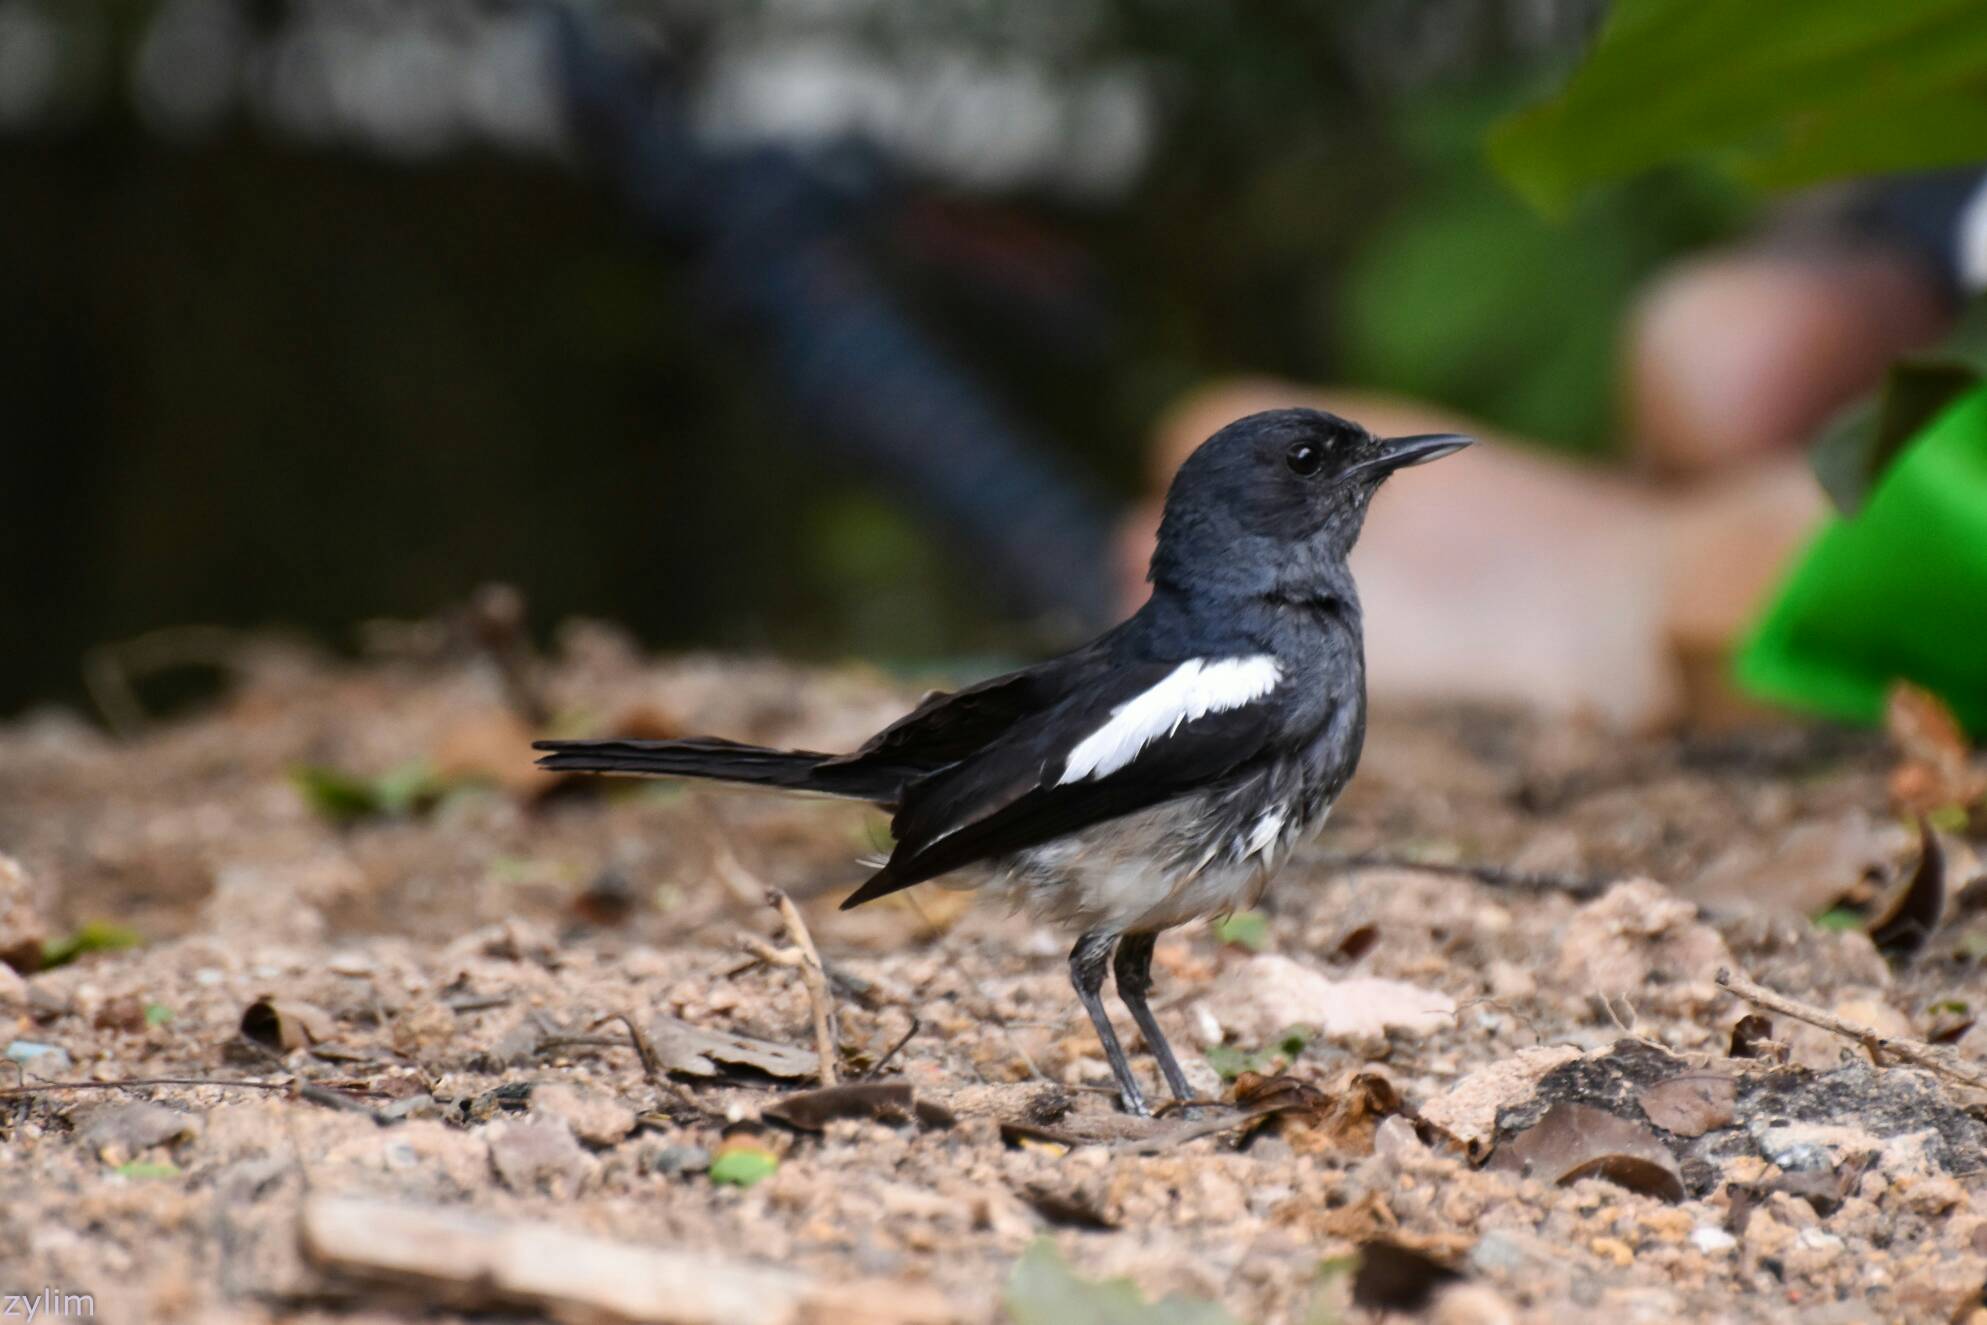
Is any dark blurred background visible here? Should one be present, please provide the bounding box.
[0,0,1753,718]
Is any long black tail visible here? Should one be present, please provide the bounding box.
[532,737,906,804]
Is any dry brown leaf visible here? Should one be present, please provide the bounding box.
[239,997,336,1051]
[1729,1013,1777,1060]
[1886,682,1986,817]
[1636,1073,1736,1138]
[1867,819,1946,965]
[646,1015,818,1080]
[761,1081,954,1133]
[1488,1100,1686,1202]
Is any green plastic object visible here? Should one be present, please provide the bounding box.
[1737,384,1987,737]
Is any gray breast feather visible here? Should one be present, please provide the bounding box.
[985,765,1334,934]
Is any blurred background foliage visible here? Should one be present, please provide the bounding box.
[0,0,1759,716]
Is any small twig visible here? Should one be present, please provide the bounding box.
[443,994,513,1014]
[1319,850,1614,899]
[291,1082,387,1119]
[589,1010,706,1116]
[535,1034,628,1056]
[1112,1104,1277,1154]
[861,1016,921,1081]
[701,810,772,909]
[748,888,840,1086]
[0,1076,297,1099]
[1716,968,1987,1092]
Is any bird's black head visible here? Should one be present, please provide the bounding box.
[1147,408,1469,599]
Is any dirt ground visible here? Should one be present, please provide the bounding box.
[4,621,1987,1324]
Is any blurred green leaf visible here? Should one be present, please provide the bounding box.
[143,1002,175,1028]
[1004,1240,1240,1325]
[1213,910,1271,951]
[1492,0,1987,215]
[708,1146,778,1188]
[290,760,457,824]
[1815,907,1864,933]
[112,1161,180,1180]
[1346,82,1741,453]
[1205,1026,1312,1080]
[1812,299,1987,511]
[42,920,141,969]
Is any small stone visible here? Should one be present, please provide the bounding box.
[649,1144,712,1176]
[1553,879,1732,993]
[1372,1114,1427,1166]
[1589,1236,1633,1268]
[1484,960,1536,1001]
[1690,1226,1736,1254]
[1744,1211,1795,1257]
[1900,1175,1966,1215]
[390,999,457,1056]
[532,1083,636,1148]
[1642,1209,1694,1243]
[0,853,48,972]
[0,962,27,1011]
[1468,1229,1551,1276]
[1199,955,1455,1044]
[1416,1046,1582,1154]
[1430,1284,1518,1325]
[486,1118,593,1197]
[4,1040,72,1079]
[76,1101,198,1162]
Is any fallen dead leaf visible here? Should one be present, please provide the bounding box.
[1488,1100,1685,1203]
[240,997,336,1051]
[647,1015,818,1080]
[486,1118,593,1197]
[1886,681,1986,819]
[1415,1046,1583,1160]
[1636,1073,1737,1138]
[1866,819,1945,965]
[761,1081,954,1132]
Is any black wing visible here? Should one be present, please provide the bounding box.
[822,640,1114,782]
[841,660,1285,908]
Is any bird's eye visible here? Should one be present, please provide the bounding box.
[1285,441,1324,476]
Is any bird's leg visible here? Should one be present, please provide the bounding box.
[1069,931,1148,1117]
[1112,931,1195,1105]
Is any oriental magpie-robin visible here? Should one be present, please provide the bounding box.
[535,409,1469,1115]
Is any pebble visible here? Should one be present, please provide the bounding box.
[5,1040,72,1079]
[1690,1226,1736,1254]
[1589,1236,1633,1268]
[0,962,27,1010]
[650,1144,713,1176]
[1431,1284,1518,1325]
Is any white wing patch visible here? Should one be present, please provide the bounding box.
[1058,656,1281,785]
[1246,808,1286,858]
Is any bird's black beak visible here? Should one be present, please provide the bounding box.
[1352,432,1473,479]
